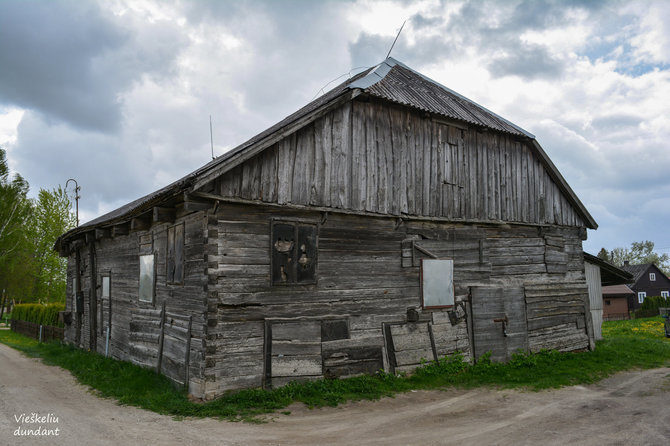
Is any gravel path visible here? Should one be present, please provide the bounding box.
[1,343,669,445]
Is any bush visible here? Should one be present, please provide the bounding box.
[635,296,670,318]
[12,303,65,327]
[637,296,669,318]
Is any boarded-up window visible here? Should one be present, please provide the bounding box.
[421,259,454,308]
[167,223,184,284]
[271,220,317,285]
[139,254,155,303]
[102,275,110,298]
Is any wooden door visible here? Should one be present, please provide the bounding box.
[265,320,322,388]
[471,287,528,362]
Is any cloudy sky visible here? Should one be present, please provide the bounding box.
[1,0,669,255]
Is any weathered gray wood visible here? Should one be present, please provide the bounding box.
[365,103,378,212]
[95,228,110,240]
[471,287,527,362]
[277,138,294,205]
[156,300,166,373]
[184,315,192,388]
[351,101,366,211]
[112,223,129,237]
[153,207,175,224]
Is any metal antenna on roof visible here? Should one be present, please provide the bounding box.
[210,115,215,160]
[310,66,370,100]
[386,20,406,59]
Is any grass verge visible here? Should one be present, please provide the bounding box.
[1,317,669,421]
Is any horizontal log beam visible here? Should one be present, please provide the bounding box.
[95,228,111,240]
[153,206,176,224]
[131,213,151,231]
[112,223,129,237]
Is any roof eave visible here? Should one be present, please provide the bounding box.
[584,252,633,285]
[530,140,598,229]
[189,88,363,193]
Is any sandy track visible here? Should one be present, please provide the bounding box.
[1,343,669,445]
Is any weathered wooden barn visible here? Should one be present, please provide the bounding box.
[56,58,599,400]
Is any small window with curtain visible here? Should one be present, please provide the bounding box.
[167,223,184,284]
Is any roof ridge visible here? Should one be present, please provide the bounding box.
[350,57,535,139]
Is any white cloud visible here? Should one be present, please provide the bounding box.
[625,0,670,64]
[0,0,668,254]
[0,107,24,145]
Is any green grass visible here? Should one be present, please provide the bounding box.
[1,317,670,421]
[602,315,668,339]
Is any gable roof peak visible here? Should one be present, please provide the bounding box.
[348,57,535,139]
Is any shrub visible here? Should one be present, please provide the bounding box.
[635,296,670,318]
[12,303,65,327]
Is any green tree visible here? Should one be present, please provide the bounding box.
[1,148,76,304]
[0,148,30,259]
[596,247,610,263]
[606,240,670,275]
[27,186,76,302]
[0,148,34,302]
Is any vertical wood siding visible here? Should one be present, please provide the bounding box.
[217,100,584,227]
[585,261,603,340]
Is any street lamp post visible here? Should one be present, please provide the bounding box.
[65,178,80,227]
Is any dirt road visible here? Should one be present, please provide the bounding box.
[1,343,669,445]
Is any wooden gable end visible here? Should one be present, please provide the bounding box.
[213,98,585,227]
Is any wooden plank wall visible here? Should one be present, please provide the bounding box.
[216,99,584,228]
[524,282,591,352]
[585,261,603,340]
[385,322,436,374]
[63,212,209,397]
[203,202,589,398]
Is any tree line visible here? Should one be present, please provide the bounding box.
[0,148,75,306]
[597,240,670,276]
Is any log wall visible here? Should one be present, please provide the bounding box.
[216,99,584,227]
[63,212,208,396]
[202,201,591,399]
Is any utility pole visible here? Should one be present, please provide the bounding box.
[66,178,80,226]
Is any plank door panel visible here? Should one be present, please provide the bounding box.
[503,288,529,355]
[471,287,528,362]
[385,322,436,374]
[267,320,322,388]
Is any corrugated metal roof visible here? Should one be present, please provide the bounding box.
[354,58,534,138]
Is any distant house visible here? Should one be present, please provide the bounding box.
[620,262,670,310]
[601,284,634,321]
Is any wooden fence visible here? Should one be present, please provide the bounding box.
[603,313,630,321]
[10,319,64,342]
